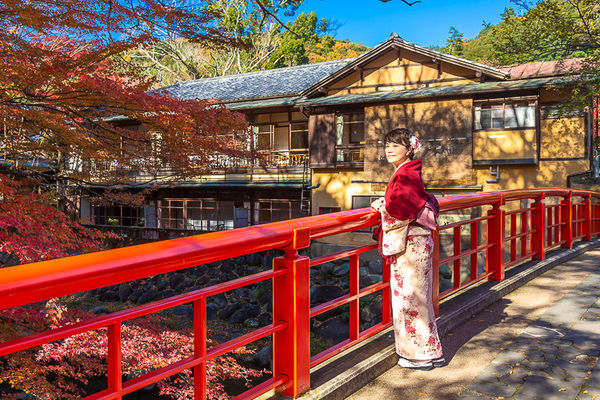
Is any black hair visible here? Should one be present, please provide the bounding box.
[384,128,415,160]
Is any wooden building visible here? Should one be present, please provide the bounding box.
[81,34,594,241]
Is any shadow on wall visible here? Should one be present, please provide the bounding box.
[365,99,474,183]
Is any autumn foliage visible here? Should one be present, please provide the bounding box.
[0,299,267,399]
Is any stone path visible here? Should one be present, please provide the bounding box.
[346,247,600,400]
[458,267,600,400]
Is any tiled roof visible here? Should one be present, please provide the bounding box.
[157,59,353,103]
[297,76,577,107]
[501,59,584,79]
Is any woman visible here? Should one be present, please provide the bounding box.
[371,128,444,370]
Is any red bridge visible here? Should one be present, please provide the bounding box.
[0,188,599,399]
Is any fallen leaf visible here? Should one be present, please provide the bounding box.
[558,388,566,392]
[418,393,426,396]
[584,390,589,394]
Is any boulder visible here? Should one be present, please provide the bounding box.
[118,286,132,302]
[99,290,119,302]
[169,273,185,289]
[314,317,349,344]
[254,345,272,369]
[367,259,382,275]
[361,274,382,287]
[333,263,350,277]
[218,303,241,320]
[310,285,343,305]
[206,303,219,320]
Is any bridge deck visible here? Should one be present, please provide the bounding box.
[347,247,600,400]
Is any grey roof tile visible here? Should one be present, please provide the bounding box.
[157,59,353,102]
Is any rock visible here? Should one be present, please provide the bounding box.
[361,274,382,287]
[257,312,272,325]
[228,309,247,324]
[246,305,261,318]
[360,306,376,322]
[263,252,275,268]
[85,289,98,299]
[159,289,176,299]
[99,290,119,302]
[234,264,247,276]
[137,289,157,304]
[232,256,245,264]
[221,259,235,273]
[257,291,271,305]
[169,273,185,289]
[243,318,260,328]
[156,279,169,291]
[207,279,220,287]
[320,262,335,275]
[247,253,263,266]
[254,345,272,369]
[310,285,343,305]
[439,264,452,280]
[92,306,110,315]
[368,259,382,274]
[172,305,193,320]
[314,317,349,344]
[128,288,144,303]
[177,278,193,290]
[218,303,241,320]
[195,276,209,286]
[118,286,132,302]
[333,263,350,277]
[211,293,227,307]
[206,303,219,320]
[225,272,239,281]
[359,267,369,278]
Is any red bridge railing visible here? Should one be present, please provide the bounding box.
[0,188,599,399]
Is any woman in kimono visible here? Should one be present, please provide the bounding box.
[371,128,444,370]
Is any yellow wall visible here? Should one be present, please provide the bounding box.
[473,129,537,161]
[326,48,478,96]
[540,117,586,159]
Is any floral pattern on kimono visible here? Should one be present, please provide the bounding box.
[389,234,443,360]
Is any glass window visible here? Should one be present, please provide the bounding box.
[475,102,536,130]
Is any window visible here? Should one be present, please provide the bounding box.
[475,102,536,130]
[250,112,308,166]
[257,200,302,223]
[92,204,144,227]
[159,199,235,231]
[335,112,365,162]
[336,112,364,144]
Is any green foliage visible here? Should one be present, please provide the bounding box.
[440,26,465,57]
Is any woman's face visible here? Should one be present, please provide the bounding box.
[385,141,410,167]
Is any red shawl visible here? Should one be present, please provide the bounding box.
[384,160,429,221]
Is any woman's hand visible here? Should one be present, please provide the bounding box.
[371,197,385,212]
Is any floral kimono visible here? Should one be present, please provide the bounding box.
[372,160,443,361]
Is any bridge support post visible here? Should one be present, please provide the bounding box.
[273,227,311,398]
[561,192,573,248]
[582,193,592,241]
[487,200,505,281]
[531,194,545,260]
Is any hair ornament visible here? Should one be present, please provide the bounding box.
[409,135,421,150]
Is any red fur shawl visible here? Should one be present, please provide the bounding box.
[384,160,429,221]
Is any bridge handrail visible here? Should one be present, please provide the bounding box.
[0,187,599,399]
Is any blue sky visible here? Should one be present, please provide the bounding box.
[294,0,515,48]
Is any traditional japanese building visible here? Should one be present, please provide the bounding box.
[81,34,594,243]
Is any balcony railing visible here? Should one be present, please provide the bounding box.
[0,188,598,399]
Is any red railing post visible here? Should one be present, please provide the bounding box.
[108,323,122,398]
[194,297,207,400]
[561,192,573,248]
[381,256,392,324]
[531,194,545,260]
[273,227,311,398]
[582,193,592,241]
[349,254,360,342]
[432,228,440,316]
[486,198,505,281]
